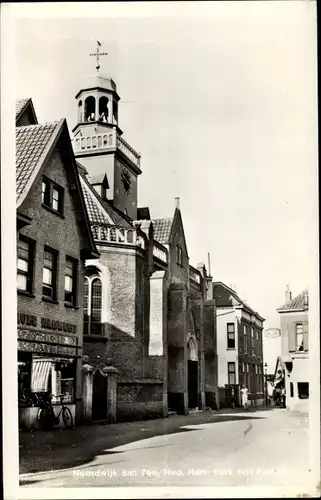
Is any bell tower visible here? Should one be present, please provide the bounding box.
[72,43,142,221]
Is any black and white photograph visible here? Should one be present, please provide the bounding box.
[1,1,320,499]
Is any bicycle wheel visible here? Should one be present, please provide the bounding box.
[62,407,73,429]
[38,408,54,431]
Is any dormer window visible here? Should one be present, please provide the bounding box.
[42,177,64,215]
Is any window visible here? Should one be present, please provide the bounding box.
[18,352,32,407]
[42,177,64,214]
[84,273,103,335]
[42,248,58,299]
[64,257,77,305]
[295,323,304,351]
[176,245,183,266]
[228,362,236,385]
[290,382,294,398]
[84,278,89,334]
[91,279,102,334]
[298,382,309,399]
[17,237,34,293]
[227,323,235,348]
[30,356,76,404]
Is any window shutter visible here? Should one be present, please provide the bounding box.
[303,321,309,351]
[287,323,296,352]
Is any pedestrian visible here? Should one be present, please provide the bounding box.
[281,387,286,408]
[240,385,249,410]
[274,386,282,407]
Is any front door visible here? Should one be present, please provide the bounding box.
[188,360,198,409]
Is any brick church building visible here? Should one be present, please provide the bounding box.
[16,55,219,427]
[72,65,219,421]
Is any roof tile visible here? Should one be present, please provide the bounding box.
[16,122,61,204]
[78,168,131,228]
[152,218,173,244]
[16,98,30,118]
[278,290,308,310]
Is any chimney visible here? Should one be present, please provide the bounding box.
[207,252,212,278]
[175,197,180,209]
[304,290,308,308]
[285,284,292,304]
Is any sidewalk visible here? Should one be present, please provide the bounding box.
[19,406,277,475]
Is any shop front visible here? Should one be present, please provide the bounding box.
[18,314,82,430]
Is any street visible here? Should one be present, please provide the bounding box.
[19,407,313,493]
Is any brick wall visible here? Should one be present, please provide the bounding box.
[18,149,88,341]
[17,148,92,420]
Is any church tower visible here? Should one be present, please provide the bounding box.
[72,43,142,220]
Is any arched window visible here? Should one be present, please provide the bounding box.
[84,96,96,122]
[91,278,102,334]
[78,100,83,122]
[84,278,89,334]
[99,96,109,122]
[83,271,102,335]
[113,99,118,124]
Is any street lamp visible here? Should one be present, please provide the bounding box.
[264,362,268,406]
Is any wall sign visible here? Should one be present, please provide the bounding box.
[17,313,77,333]
[18,329,77,346]
[18,340,77,357]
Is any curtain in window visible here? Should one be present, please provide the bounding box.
[303,321,309,351]
[31,359,52,392]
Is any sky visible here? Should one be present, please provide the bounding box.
[6,1,318,370]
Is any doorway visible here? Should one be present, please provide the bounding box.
[92,368,107,421]
[188,360,198,408]
[187,337,198,409]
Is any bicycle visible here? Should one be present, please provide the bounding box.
[37,393,73,431]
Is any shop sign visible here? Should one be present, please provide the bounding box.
[18,340,77,357]
[17,313,77,333]
[18,329,77,346]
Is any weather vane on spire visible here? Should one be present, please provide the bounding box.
[90,40,108,72]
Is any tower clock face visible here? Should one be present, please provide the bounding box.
[121,168,131,195]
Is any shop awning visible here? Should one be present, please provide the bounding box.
[31,359,52,392]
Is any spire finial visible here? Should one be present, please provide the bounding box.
[175,197,180,209]
[90,40,108,72]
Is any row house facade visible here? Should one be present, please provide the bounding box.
[16,99,99,429]
[277,286,309,412]
[213,282,265,407]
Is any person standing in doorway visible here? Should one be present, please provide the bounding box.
[240,385,249,410]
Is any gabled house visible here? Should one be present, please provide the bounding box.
[16,99,99,429]
[213,282,265,407]
[277,286,309,412]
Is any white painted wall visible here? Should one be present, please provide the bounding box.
[285,355,309,412]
